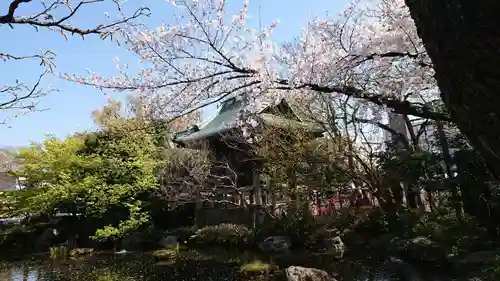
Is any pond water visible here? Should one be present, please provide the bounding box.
[0,249,456,281]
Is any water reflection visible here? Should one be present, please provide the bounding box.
[0,250,454,281]
[0,265,39,281]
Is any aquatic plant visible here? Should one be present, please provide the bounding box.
[49,245,68,259]
[240,260,272,273]
[152,249,178,261]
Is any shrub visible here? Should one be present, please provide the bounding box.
[255,208,356,249]
[253,214,315,248]
[327,208,358,230]
[352,209,392,236]
[413,207,491,254]
[483,253,500,281]
[191,223,253,247]
[238,260,279,281]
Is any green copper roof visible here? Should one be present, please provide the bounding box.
[173,98,243,142]
[173,97,323,143]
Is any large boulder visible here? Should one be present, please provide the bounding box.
[259,236,291,256]
[285,266,337,281]
[121,232,144,251]
[35,228,58,250]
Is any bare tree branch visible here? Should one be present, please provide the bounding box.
[0,0,149,120]
[0,71,55,113]
[274,81,451,122]
[0,0,150,38]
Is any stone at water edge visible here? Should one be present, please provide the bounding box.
[259,236,291,255]
[325,236,345,257]
[159,235,179,248]
[285,266,337,281]
[457,250,498,265]
[121,232,144,250]
[34,228,60,251]
[390,236,447,262]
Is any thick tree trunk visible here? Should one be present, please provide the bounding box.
[405,0,500,179]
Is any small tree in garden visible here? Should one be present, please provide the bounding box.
[156,145,212,209]
[13,99,159,241]
[254,122,354,212]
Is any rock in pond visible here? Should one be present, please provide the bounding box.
[259,236,291,256]
[159,235,179,248]
[325,236,345,257]
[115,249,130,255]
[35,228,59,250]
[457,250,498,265]
[390,236,447,262]
[121,232,144,251]
[285,266,337,281]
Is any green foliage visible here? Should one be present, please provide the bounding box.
[483,254,500,281]
[379,149,443,187]
[327,208,358,230]
[12,100,161,241]
[256,125,353,197]
[191,223,253,247]
[0,188,42,218]
[413,207,490,255]
[255,210,319,248]
[92,202,151,241]
[353,209,394,235]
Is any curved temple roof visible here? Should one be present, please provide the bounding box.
[173,97,323,143]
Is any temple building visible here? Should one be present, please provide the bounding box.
[172,96,323,208]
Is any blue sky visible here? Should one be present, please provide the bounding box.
[0,0,350,147]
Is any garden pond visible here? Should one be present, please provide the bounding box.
[0,247,461,281]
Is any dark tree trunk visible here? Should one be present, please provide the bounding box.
[436,120,464,218]
[404,0,500,180]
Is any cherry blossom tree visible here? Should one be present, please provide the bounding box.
[67,0,448,127]
[0,0,149,119]
[403,0,500,180]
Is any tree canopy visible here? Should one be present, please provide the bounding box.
[12,100,159,239]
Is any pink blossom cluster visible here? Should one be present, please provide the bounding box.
[65,0,439,136]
